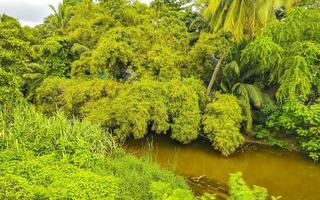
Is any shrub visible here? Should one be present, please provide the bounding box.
[229,172,268,200]
[264,101,320,160]
[82,78,203,143]
[0,105,113,158]
[0,104,192,200]
[203,93,245,156]
[36,77,121,115]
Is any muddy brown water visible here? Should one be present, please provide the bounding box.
[126,134,320,200]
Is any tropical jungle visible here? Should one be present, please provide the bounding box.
[0,0,319,199]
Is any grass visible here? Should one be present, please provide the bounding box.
[0,104,192,200]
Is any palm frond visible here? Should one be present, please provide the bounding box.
[49,5,58,16]
[223,0,240,32]
[225,60,240,77]
[232,82,273,132]
[238,97,253,132]
[200,0,299,41]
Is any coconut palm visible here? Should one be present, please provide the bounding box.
[49,3,69,30]
[219,60,272,133]
[197,0,299,41]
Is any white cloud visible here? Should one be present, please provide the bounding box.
[140,0,151,4]
[0,0,62,26]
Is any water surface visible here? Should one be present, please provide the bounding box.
[126,134,320,200]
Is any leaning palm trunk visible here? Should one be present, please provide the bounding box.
[207,57,224,96]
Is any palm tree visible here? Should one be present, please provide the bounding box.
[219,60,272,133]
[49,3,69,30]
[197,0,299,41]
[232,83,271,132]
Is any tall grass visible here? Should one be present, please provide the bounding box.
[0,104,117,156]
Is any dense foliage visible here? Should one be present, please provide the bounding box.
[203,93,244,156]
[197,0,299,41]
[1,0,319,160]
[1,0,320,198]
[0,105,191,199]
[261,101,320,160]
[0,104,277,199]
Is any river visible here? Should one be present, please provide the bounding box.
[126,134,320,200]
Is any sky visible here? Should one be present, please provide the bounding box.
[0,0,151,27]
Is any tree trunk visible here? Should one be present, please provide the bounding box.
[206,57,224,96]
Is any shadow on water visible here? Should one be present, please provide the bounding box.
[126,134,320,200]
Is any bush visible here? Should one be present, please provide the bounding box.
[229,172,268,200]
[264,101,320,160]
[203,93,245,156]
[150,181,195,200]
[0,175,35,200]
[0,104,192,200]
[0,105,113,158]
[38,77,204,144]
[0,152,120,200]
[36,77,121,115]
[0,69,23,108]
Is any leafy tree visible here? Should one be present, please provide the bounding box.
[49,3,70,31]
[166,79,203,143]
[0,15,31,106]
[242,8,320,102]
[66,1,114,48]
[264,101,320,160]
[187,32,233,94]
[82,78,203,143]
[81,26,150,79]
[0,69,23,108]
[69,2,190,80]
[0,15,30,74]
[203,93,245,156]
[36,78,121,115]
[36,76,204,144]
[151,0,193,10]
[82,79,168,140]
[34,36,74,77]
[146,44,183,80]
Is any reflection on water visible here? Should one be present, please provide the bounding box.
[126,134,320,200]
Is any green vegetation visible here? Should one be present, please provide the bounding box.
[197,0,298,41]
[261,101,320,160]
[0,105,190,199]
[228,172,282,200]
[1,0,320,198]
[203,93,244,156]
[0,104,277,199]
[2,0,319,158]
[0,0,318,158]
